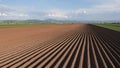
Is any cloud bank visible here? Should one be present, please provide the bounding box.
[0,0,120,21]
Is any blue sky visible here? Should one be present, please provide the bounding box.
[0,0,120,21]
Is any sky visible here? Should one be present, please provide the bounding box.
[0,0,120,21]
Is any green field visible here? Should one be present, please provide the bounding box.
[0,23,58,28]
[95,24,120,32]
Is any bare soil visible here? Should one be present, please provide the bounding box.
[0,25,79,52]
[0,24,119,68]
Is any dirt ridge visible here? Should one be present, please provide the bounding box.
[0,24,120,68]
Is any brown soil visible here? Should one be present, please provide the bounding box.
[0,25,79,52]
[0,24,120,68]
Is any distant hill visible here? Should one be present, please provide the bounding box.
[0,19,120,24]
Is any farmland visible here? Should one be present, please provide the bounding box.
[0,24,120,68]
[0,23,58,28]
[95,24,120,32]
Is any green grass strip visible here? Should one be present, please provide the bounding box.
[0,23,58,28]
[94,24,120,32]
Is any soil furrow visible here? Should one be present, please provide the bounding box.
[0,24,119,68]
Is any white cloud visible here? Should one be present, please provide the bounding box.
[74,9,87,14]
[68,0,120,20]
[2,13,7,16]
[83,10,87,14]
[18,14,28,17]
[47,13,68,19]
[46,10,69,19]
[0,4,30,20]
[0,13,8,16]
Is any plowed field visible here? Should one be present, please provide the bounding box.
[0,24,120,68]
